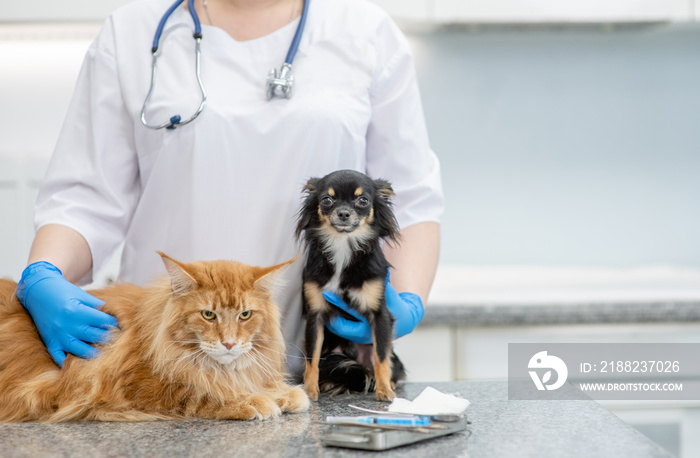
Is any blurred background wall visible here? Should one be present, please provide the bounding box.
[411,24,700,269]
[1,1,700,276]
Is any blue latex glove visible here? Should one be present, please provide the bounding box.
[15,261,118,367]
[323,273,424,344]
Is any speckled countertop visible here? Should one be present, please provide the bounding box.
[0,381,672,458]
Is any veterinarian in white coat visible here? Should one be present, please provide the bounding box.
[18,0,443,375]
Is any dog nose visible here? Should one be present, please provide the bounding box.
[337,209,351,221]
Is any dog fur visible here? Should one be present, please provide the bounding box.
[295,169,405,401]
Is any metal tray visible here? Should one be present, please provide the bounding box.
[320,416,469,451]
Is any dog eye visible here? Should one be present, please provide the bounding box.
[201,310,217,321]
[355,196,370,207]
[321,196,334,207]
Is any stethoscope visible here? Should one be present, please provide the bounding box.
[141,0,309,130]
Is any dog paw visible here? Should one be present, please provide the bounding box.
[375,387,396,402]
[305,388,319,402]
[304,381,319,401]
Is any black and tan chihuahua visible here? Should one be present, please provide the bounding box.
[295,169,405,401]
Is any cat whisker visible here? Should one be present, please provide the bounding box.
[160,340,202,363]
[167,348,207,387]
[247,349,282,389]
[160,348,204,362]
[247,349,275,374]
[170,349,212,400]
[253,337,305,354]
[248,360,280,389]
[251,340,303,359]
[249,348,281,366]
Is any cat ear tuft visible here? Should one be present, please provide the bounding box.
[254,257,297,294]
[158,251,198,295]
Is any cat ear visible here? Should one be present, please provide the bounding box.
[253,257,298,294]
[158,251,198,294]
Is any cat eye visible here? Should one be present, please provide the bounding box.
[201,310,217,321]
[239,310,253,321]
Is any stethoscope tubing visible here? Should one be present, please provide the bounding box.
[142,0,206,129]
[285,0,309,64]
[152,0,201,52]
[141,0,308,130]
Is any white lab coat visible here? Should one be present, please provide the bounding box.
[35,0,444,373]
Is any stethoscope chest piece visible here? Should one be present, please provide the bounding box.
[267,63,294,100]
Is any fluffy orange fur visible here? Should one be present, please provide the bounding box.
[0,253,309,422]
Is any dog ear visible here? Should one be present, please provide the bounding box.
[374,179,394,201]
[372,179,401,244]
[303,177,320,195]
[296,177,321,241]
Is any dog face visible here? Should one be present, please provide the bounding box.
[318,173,375,233]
[296,170,399,242]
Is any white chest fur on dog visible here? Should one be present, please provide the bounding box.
[319,232,354,293]
[317,227,373,294]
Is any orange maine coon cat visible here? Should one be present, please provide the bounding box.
[0,253,309,422]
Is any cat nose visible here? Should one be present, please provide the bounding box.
[222,340,236,350]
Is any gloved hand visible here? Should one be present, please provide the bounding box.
[323,272,424,344]
[15,261,119,367]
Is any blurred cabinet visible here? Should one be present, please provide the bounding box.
[435,0,693,23]
[0,0,697,24]
[369,0,432,22]
[0,160,22,279]
[0,157,47,281]
[0,1,131,22]
[371,0,694,23]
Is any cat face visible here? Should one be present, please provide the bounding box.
[186,288,268,366]
[158,253,293,369]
